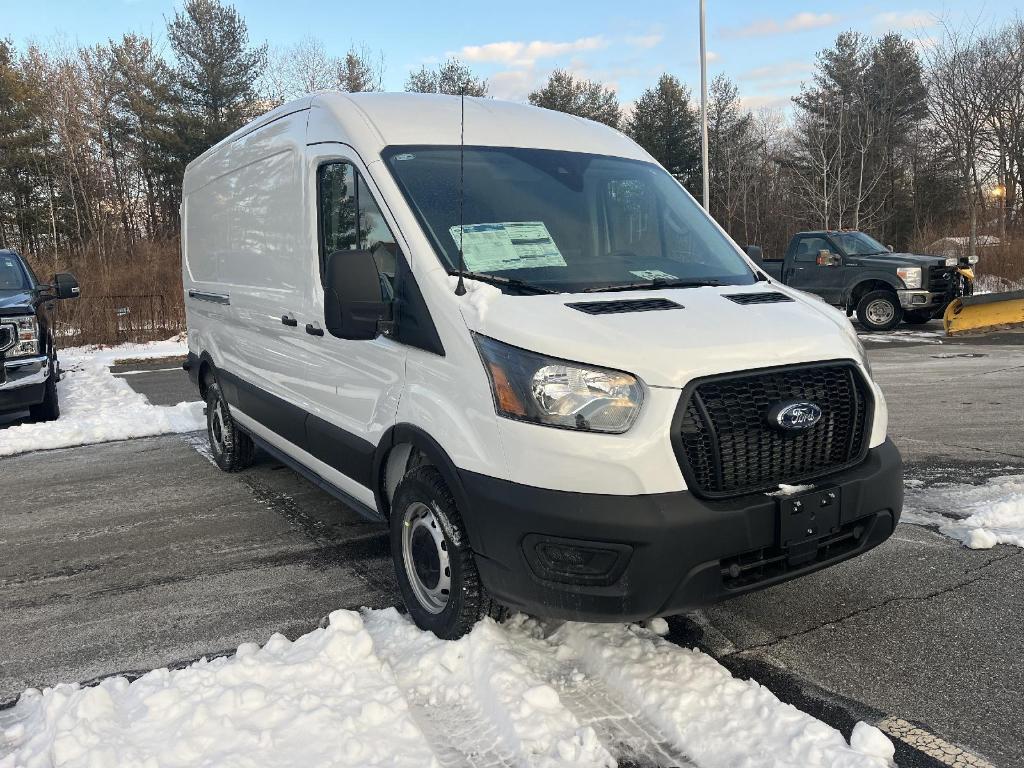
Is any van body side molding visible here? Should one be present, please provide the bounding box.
[187,290,231,305]
[217,369,377,491]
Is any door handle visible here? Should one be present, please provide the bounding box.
[305,323,324,337]
[281,314,297,327]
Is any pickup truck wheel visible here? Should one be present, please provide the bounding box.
[856,290,903,332]
[903,310,935,325]
[391,466,503,639]
[206,380,256,472]
[29,359,60,422]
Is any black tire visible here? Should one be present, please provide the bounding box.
[206,379,256,472]
[390,465,502,639]
[903,309,935,325]
[29,359,60,422]
[856,290,903,332]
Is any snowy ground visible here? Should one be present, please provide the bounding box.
[0,337,202,458]
[903,474,1024,549]
[0,609,894,768]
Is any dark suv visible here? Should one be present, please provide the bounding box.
[0,249,80,422]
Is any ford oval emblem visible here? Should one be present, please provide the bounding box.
[768,401,823,431]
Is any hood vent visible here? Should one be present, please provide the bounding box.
[724,292,794,305]
[566,298,683,315]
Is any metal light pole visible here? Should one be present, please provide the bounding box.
[699,0,709,211]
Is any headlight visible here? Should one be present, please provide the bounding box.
[897,267,921,289]
[945,257,958,267]
[474,334,644,433]
[968,255,979,265]
[3,315,39,358]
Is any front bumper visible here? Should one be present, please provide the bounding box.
[897,289,946,310]
[0,355,49,412]
[458,439,903,622]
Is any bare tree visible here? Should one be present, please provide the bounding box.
[406,58,487,96]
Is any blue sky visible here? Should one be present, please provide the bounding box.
[4,1,1012,108]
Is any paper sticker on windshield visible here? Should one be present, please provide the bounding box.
[630,269,678,280]
[449,222,567,272]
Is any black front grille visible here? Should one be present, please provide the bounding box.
[723,292,794,305]
[0,324,13,353]
[928,265,954,293]
[566,298,682,315]
[673,363,872,498]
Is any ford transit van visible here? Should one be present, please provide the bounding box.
[182,93,902,639]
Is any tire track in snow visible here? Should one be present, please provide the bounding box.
[498,617,695,768]
[362,608,615,768]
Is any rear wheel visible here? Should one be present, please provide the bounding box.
[29,359,60,422]
[390,466,502,639]
[206,379,256,472]
[903,309,935,325]
[856,290,903,332]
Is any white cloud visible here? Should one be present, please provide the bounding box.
[872,11,937,32]
[721,12,839,39]
[742,60,812,81]
[626,33,664,49]
[455,36,607,68]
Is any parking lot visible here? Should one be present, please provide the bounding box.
[2,326,1023,767]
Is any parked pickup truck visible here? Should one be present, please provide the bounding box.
[749,230,970,332]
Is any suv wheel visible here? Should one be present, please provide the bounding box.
[856,290,903,332]
[206,379,256,472]
[390,466,502,639]
[29,358,60,422]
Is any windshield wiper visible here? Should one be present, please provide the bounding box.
[582,278,723,293]
[448,271,556,295]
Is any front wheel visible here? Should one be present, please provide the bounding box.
[390,466,502,639]
[856,290,903,332]
[29,359,60,422]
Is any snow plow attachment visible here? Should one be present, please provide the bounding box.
[943,290,1024,336]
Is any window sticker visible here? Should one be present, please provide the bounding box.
[449,222,567,272]
[629,269,678,280]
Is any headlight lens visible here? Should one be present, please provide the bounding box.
[968,255,979,265]
[897,267,922,289]
[474,334,644,433]
[945,257,958,267]
[3,315,39,358]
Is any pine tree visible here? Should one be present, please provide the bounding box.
[528,70,620,128]
[626,74,699,187]
[405,58,487,96]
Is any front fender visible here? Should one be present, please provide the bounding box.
[844,273,903,305]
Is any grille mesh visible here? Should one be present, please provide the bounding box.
[566,298,682,315]
[0,324,13,353]
[723,292,794,305]
[676,363,871,498]
[928,265,954,292]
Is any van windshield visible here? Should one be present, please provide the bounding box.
[383,146,755,293]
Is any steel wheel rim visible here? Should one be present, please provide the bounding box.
[401,501,451,614]
[866,299,895,326]
[211,400,227,453]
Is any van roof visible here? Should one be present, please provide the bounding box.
[187,92,651,175]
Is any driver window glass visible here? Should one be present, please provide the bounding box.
[318,161,399,300]
[794,237,830,263]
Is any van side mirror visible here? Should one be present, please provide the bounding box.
[323,250,392,340]
[744,245,763,263]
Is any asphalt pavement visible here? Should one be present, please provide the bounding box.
[1,323,1023,766]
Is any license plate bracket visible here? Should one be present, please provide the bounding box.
[778,487,841,547]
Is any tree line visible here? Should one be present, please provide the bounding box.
[1,0,1021,275]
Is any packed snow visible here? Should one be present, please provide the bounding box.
[903,474,1024,549]
[0,337,203,458]
[0,609,895,768]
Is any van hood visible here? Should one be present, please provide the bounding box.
[0,289,34,315]
[457,282,862,388]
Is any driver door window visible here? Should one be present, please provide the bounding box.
[318,162,398,299]
[794,237,831,263]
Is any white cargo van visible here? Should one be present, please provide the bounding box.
[182,92,902,638]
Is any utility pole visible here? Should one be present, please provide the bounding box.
[699,0,710,211]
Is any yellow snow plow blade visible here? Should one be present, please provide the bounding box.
[944,290,1024,336]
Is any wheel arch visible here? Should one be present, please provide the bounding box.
[373,424,473,525]
[847,277,899,309]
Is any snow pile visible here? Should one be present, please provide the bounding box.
[555,621,893,768]
[904,475,1024,549]
[1,609,894,768]
[858,329,944,344]
[0,337,203,458]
